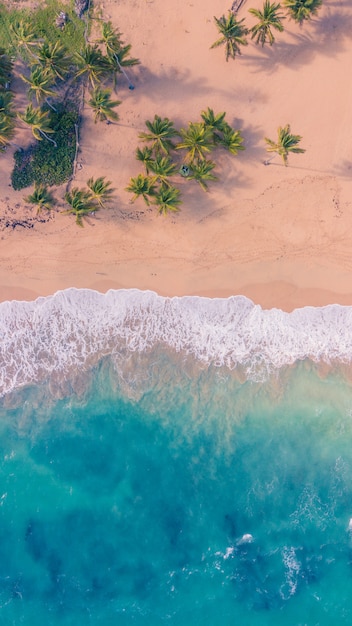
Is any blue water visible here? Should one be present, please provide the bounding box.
[1,289,352,624]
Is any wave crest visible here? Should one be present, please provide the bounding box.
[1,288,352,396]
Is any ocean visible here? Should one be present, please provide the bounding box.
[1,288,352,624]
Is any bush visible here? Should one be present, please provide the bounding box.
[11,103,79,190]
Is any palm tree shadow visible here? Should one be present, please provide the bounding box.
[228,119,264,164]
[128,65,232,103]
[242,31,318,74]
[333,159,352,178]
[311,9,352,42]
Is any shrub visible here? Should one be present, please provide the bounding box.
[11,102,79,190]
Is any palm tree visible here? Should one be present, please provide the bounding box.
[188,159,218,192]
[283,0,322,24]
[217,124,245,154]
[87,176,115,207]
[135,145,153,173]
[211,13,249,61]
[139,115,179,155]
[249,1,285,46]
[176,122,214,162]
[33,41,71,81]
[0,113,16,151]
[0,48,13,87]
[25,183,55,213]
[63,188,98,227]
[75,45,110,88]
[200,108,228,135]
[126,174,157,205]
[87,87,121,123]
[148,154,177,187]
[20,67,56,105]
[98,20,123,56]
[106,44,140,90]
[154,183,181,215]
[0,90,16,118]
[10,20,39,59]
[264,124,305,165]
[18,104,57,146]
[98,21,139,89]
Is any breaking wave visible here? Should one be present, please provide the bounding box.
[1,288,352,396]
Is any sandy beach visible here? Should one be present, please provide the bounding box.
[1,0,352,311]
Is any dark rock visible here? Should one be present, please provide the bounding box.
[74,0,89,18]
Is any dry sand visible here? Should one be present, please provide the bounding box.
[1,0,352,310]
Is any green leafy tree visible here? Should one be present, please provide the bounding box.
[98,21,139,89]
[0,48,13,87]
[0,90,16,118]
[18,104,56,146]
[188,159,218,192]
[154,183,181,215]
[75,45,110,88]
[0,113,16,152]
[20,67,56,105]
[63,187,98,227]
[217,124,245,154]
[87,176,115,207]
[283,0,322,24]
[126,174,157,205]
[211,13,249,61]
[87,87,121,123]
[139,115,179,155]
[135,145,153,174]
[176,122,214,162]
[25,183,55,213]
[10,20,39,59]
[148,154,177,187]
[33,41,71,81]
[200,108,227,135]
[249,1,285,46]
[265,124,305,165]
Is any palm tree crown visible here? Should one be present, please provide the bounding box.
[20,67,56,105]
[283,0,323,24]
[139,115,179,155]
[265,123,305,165]
[75,45,110,88]
[126,174,157,205]
[249,1,285,46]
[0,48,13,87]
[176,122,214,162]
[88,87,121,123]
[188,159,218,192]
[87,176,115,207]
[201,108,227,134]
[63,188,98,226]
[148,154,177,187]
[25,183,55,213]
[33,41,71,81]
[18,104,55,143]
[154,182,181,215]
[217,124,245,154]
[0,113,16,151]
[211,13,249,61]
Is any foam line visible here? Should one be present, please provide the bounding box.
[1,288,351,396]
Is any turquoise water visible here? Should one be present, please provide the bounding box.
[1,290,352,624]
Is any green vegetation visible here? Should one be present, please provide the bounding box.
[0,2,86,58]
[87,87,121,123]
[128,108,245,213]
[211,12,249,61]
[25,182,55,212]
[283,0,323,24]
[264,124,305,165]
[12,104,79,189]
[63,187,98,227]
[249,1,285,46]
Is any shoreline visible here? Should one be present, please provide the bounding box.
[1,0,352,312]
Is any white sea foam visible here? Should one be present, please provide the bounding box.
[1,288,352,397]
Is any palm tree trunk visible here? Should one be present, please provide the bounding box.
[45,97,57,112]
[114,54,135,90]
[39,130,57,147]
